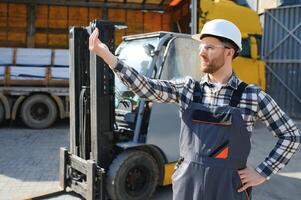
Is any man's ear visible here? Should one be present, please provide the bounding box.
[227,49,235,58]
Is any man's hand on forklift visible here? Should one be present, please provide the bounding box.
[89,28,118,69]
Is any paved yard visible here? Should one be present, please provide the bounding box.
[0,120,300,200]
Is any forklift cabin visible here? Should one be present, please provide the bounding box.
[60,20,202,200]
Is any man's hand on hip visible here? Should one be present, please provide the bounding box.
[237,166,267,192]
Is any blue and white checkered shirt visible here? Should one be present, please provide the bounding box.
[113,60,300,179]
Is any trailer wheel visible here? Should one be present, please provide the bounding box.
[106,150,159,200]
[0,101,4,125]
[21,94,57,129]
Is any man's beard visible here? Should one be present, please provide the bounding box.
[200,56,225,74]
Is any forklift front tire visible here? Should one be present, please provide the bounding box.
[106,150,159,200]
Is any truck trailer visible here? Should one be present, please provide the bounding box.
[0,48,69,128]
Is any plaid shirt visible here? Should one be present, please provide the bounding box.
[114,60,300,179]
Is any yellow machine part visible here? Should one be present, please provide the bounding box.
[199,0,262,35]
[233,56,266,91]
[163,162,176,185]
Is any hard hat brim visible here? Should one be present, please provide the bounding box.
[191,33,242,52]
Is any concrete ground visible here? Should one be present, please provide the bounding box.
[0,120,300,200]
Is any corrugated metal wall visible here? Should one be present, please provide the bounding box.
[262,5,301,118]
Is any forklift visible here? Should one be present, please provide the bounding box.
[29,20,202,200]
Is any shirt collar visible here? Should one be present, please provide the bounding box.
[199,73,240,89]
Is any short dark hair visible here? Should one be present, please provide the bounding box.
[201,34,239,58]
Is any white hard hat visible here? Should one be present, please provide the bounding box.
[192,19,242,51]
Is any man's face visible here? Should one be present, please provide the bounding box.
[199,37,229,74]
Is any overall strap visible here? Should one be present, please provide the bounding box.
[229,82,248,107]
[193,81,203,103]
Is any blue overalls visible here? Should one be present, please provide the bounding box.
[172,81,252,200]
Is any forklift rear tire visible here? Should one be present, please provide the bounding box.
[106,150,159,200]
[21,94,57,129]
[0,101,4,125]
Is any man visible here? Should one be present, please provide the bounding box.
[89,19,300,200]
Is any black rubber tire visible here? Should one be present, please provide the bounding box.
[0,101,4,125]
[106,150,159,200]
[21,94,57,129]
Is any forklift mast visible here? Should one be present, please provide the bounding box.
[61,20,116,200]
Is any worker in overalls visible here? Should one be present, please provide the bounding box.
[89,19,300,199]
